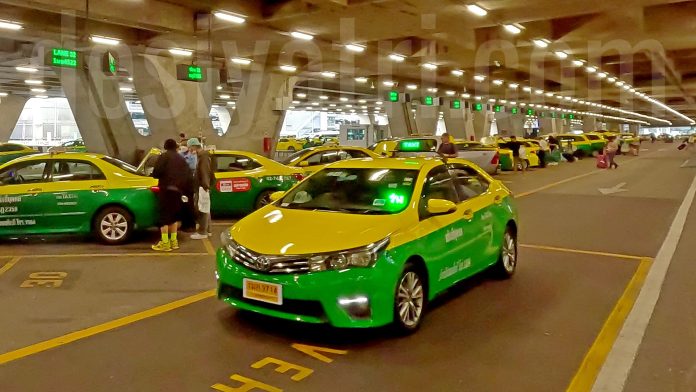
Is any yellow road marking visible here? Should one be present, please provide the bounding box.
[0,289,216,365]
[0,256,21,276]
[520,244,648,261]
[203,238,216,256]
[566,258,652,392]
[22,252,209,259]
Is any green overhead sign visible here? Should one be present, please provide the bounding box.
[103,52,117,76]
[511,107,518,114]
[568,114,575,119]
[451,99,461,109]
[176,64,206,82]
[472,102,483,112]
[526,108,535,116]
[51,48,78,68]
[423,96,434,106]
[388,90,399,102]
[494,105,503,112]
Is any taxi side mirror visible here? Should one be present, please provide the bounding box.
[270,191,285,202]
[298,161,309,167]
[426,199,457,215]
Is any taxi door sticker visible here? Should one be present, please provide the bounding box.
[217,178,252,193]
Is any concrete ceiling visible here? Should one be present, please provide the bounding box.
[0,0,694,125]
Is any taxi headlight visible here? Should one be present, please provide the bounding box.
[308,237,389,272]
[220,229,235,254]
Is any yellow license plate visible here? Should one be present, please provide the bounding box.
[243,278,282,305]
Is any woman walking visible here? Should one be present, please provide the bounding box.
[605,136,619,169]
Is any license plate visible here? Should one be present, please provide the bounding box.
[243,278,282,305]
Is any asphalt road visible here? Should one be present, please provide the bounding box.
[0,144,693,392]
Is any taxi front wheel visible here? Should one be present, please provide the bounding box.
[94,206,133,245]
[393,262,427,334]
[492,228,517,279]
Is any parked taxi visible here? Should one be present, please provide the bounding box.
[216,156,518,332]
[281,146,380,177]
[583,133,608,154]
[555,134,594,157]
[138,149,304,215]
[276,137,304,152]
[0,143,36,165]
[0,151,158,244]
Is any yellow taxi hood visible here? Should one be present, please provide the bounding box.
[229,207,405,255]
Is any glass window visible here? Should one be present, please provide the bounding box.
[304,150,347,166]
[0,161,47,185]
[101,157,143,176]
[0,144,26,152]
[344,149,371,159]
[50,161,106,181]
[281,148,312,165]
[279,168,418,214]
[215,154,261,172]
[449,164,490,200]
[419,166,459,216]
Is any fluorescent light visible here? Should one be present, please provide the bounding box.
[279,65,297,72]
[585,66,597,73]
[466,4,488,16]
[311,102,319,106]
[572,59,585,67]
[90,35,120,46]
[292,100,300,104]
[523,86,532,92]
[35,95,48,99]
[615,81,625,86]
[406,84,417,90]
[446,90,455,96]
[389,53,406,62]
[564,96,572,101]
[475,96,482,100]
[427,87,438,93]
[451,69,464,77]
[535,89,544,95]
[219,94,231,99]
[296,93,306,98]
[25,80,42,85]
[355,77,368,83]
[227,101,236,106]
[340,97,348,102]
[213,11,246,24]
[0,20,22,30]
[216,86,222,90]
[329,103,337,107]
[169,48,193,56]
[508,83,519,89]
[597,72,607,78]
[462,93,471,98]
[358,99,367,103]
[15,66,38,73]
[474,74,486,82]
[320,95,329,100]
[500,99,507,103]
[0,92,9,97]
[231,57,252,65]
[382,80,395,87]
[320,71,337,78]
[554,51,568,59]
[488,98,496,103]
[128,77,133,82]
[120,87,132,92]
[376,101,383,105]
[290,31,314,41]
[545,92,554,97]
[607,77,616,83]
[422,63,438,70]
[492,79,503,86]
[345,44,365,53]
[503,24,522,34]
[533,39,550,48]
[30,88,46,93]
[623,85,631,90]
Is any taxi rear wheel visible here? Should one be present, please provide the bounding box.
[492,227,517,279]
[94,207,133,245]
[393,263,426,333]
[254,190,275,210]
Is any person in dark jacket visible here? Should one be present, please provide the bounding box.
[151,138,192,252]
[187,138,214,239]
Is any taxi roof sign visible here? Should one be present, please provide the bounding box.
[396,138,437,152]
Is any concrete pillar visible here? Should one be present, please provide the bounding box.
[464,106,475,140]
[219,69,295,154]
[55,55,138,161]
[582,117,597,132]
[441,98,467,139]
[384,102,414,138]
[414,104,438,135]
[555,118,570,133]
[606,121,621,132]
[628,124,639,135]
[538,117,556,135]
[472,107,492,140]
[130,54,216,149]
[495,112,526,137]
[0,95,28,142]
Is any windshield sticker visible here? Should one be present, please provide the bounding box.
[326,171,346,177]
[292,191,312,204]
[403,177,413,185]
[372,199,386,206]
[438,258,471,281]
[388,183,397,188]
[336,175,357,181]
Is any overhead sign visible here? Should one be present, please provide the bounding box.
[472,102,483,112]
[176,64,206,82]
[494,105,503,113]
[451,99,461,109]
[526,108,535,116]
[423,96,434,106]
[568,114,575,119]
[388,90,399,102]
[511,107,519,114]
[103,52,117,76]
[51,48,78,68]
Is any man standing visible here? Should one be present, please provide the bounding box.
[537,138,549,168]
[186,138,214,240]
[508,136,525,173]
[437,132,457,158]
[151,138,192,252]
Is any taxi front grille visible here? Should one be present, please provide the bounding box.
[228,242,310,274]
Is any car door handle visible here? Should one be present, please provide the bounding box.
[462,209,474,220]
[27,187,42,195]
[90,185,105,193]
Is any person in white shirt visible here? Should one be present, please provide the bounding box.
[537,138,549,168]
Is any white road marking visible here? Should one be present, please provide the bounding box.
[658,148,667,152]
[681,159,690,168]
[591,173,696,392]
[598,182,628,195]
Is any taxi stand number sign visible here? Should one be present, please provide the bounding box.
[511,107,519,114]
[103,52,117,76]
[472,102,484,112]
[451,99,461,109]
[51,48,78,68]
[494,105,503,112]
[176,64,206,82]
[423,96,434,106]
[388,91,399,102]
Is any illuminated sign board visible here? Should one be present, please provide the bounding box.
[526,108,535,116]
[103,52,117,76]
[451,99,461,109]
[511,107,518,114]
[388,90,399,102]
[423,96,434,106]
[472,102,483,111]
[51,48,78,68]
[568,114,575,119]
[494,105,503,112]
[400,140,421,150]
[176,64,206,82]
[561,113,566,119]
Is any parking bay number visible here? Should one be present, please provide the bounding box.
[20,272,68,288]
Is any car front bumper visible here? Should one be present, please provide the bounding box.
[216,248,398,328]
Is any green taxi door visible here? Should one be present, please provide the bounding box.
[210,153,263,215]
[0,160,51,235]
[41,159,109,232]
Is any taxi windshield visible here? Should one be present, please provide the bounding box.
[282,149,312,165]
[279,168,418,214]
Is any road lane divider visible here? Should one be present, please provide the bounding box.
[25,252,209,259]
[0,289,216,365]
[203,238,216,256]
[520,244,648,261]
[0,256,21,277]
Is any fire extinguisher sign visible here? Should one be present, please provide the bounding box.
[217,178,252,193]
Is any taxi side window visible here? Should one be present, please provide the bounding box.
[215,155,261,172]
[0,161,48,185]
[419,166,459,218]
[305,150,343,166]
[344,150,370,159]
[50,161,106,182]
[0,144,25,152]
[448,164,490,201]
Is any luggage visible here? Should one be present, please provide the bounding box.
[596,154,608,169]
[562,152,575,162]
[678,143,687,150]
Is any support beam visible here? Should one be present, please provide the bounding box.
[582,117,598,132]
[441,99,472,140]
[384,102,414,138]
[414,104,438,135]
[0,95,28,142]
[472,107,493,140]
[495,112,526,137]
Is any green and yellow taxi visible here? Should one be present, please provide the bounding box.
[484,137,540,170]
[555,134,594,157]
[0,152,158,244]
[138,149,304,216]
[583,133,608,154]
[618,133,640,145]
[276,137,304,152]
[216,156,518,332]
[0,143,36,165]
[281,146,380,177]
[61,139,87,152]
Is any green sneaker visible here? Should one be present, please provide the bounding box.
[152,240,172,252]
[170,239,179,250]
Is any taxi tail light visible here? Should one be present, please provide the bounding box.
[491,152,499,165]
[150,186,160,193]
[292,173,304,181]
